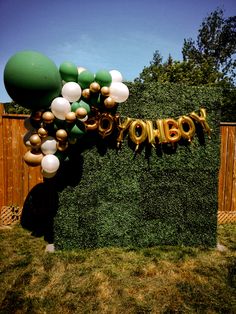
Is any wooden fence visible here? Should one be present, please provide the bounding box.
[218,122,236,223]
[0,106,43,216]
[0,105,236,224]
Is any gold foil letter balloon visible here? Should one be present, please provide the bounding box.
[178,116,196,141]
[163,118,182,143]
[129,119,148,150]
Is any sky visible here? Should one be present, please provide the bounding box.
[0,0,235,102]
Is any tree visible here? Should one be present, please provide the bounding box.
[182,8,236,82]
[136,50,221,86]
[134,8,236,121]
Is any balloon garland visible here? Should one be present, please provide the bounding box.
[4,50,212,179]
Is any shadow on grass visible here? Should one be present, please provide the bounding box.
[21,182,58,244]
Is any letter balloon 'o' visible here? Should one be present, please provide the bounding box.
[41,154,60,173]
[4,50,62,110]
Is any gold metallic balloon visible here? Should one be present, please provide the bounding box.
[57,141,69,151]
[98,113,115,138]
[29,134,42,147]
[190,108,211,136]
[56,129,68,141]
[82,88,91,99]
[90,82,100,93]
[65,111,77,123]
[42,111,55,124]
[178,116,196,141]
[68,137,77,144]
[38,127,48,138]
[164,118,182,143]
[31,111,43,121]
[75,107,87,119]
[129,119,148,151]
[104,96,116,109]
[101,86,110,97]
[23,150,43,167]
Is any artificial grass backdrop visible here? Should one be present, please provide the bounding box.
[53,82,221,249]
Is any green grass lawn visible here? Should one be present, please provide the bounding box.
[0,224,235,313]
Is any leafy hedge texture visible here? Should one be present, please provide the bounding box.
[53,82,221,249]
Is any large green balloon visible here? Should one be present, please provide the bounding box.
[4,50,62,109]
[95,70,112,87]
[77,70,94,89]
[59,62,78,82]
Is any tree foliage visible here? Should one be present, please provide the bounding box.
[3,101,31,114]
[182,8,236,81]
[135,8,236,121]
[136,52,221,86]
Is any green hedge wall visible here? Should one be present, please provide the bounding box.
[53,82,221,249]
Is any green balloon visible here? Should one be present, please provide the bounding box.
[95,70,112,87]
[54,118,67,130]
[4,50,62,109]
[69,124,86,139]
[54,150,67,162]
[71,100,91,114]
[59,62,78,82]
[77,70,94,89]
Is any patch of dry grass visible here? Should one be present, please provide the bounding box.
[0,224,235,313]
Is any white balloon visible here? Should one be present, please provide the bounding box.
[51,97,71,120]
[109,82,129,103]
[61,82,82,102]
[41,136,57,155]
[109,70,123,82]
[41,154,60,173]
[78,66,86,74]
